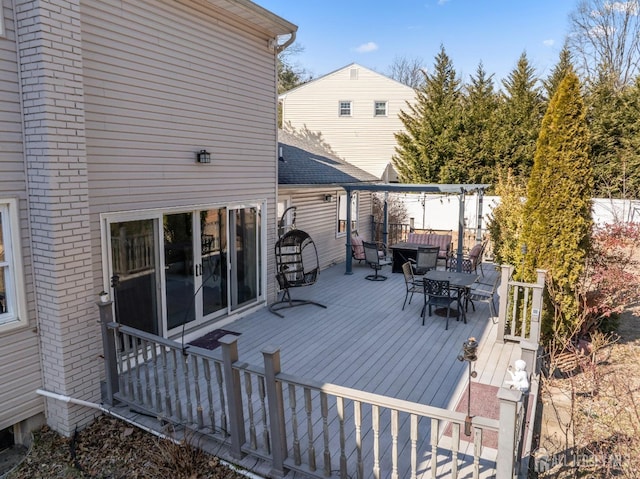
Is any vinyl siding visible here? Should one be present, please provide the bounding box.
[81,0,280,298]
[0,2,44,431]
[279,188,373,270]
[281,65,415,178]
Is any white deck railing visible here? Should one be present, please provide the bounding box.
[99,303,529,479]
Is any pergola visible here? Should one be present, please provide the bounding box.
[341,183,491,274]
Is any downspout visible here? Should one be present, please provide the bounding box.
[35,389,265,479]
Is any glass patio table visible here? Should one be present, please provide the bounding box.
[423,270,479,322]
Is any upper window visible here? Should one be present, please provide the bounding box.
[339,101,352,117]
[374,101,388,117]
[0,199,27,331]
[337,193,358,237]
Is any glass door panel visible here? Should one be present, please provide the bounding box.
[200,209,227,317]
[229,207,258,310]
[164,213,195,330]
[110,219,160,335]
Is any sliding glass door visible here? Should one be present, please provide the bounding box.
[106,203,262,337]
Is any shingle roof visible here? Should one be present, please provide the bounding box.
[278,129,379,185]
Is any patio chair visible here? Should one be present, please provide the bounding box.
[466,273,500,322]
[422,278,459,329]
[351,233,385,263]
[446,240,487,276]
[410,246,439,276]
[401,261,423,310]
[363,241,392,281]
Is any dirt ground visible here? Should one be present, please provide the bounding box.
[3,415,247,479]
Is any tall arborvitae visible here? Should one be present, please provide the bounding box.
[393,45,462,183]
[496,52,545,179]
[543,45,573,102]
[520,70,593,339]
[618,78,640,198]
[451,62,501,184]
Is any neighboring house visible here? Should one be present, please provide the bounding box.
[279,63,416,180]
[277,130,379,270]
[0,0,296,443]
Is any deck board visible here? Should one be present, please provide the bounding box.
[115,260,520,478]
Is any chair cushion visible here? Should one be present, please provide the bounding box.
[407,233,452,258]
[468,243,483,259]
[351,235,365,259]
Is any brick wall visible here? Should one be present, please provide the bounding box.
[15,0,101,436]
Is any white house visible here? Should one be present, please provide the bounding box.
[279,63,416,180]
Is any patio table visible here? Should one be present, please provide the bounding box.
[423,270,479,322]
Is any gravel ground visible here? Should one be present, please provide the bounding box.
[5,415,248,479]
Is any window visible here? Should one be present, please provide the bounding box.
[339,101,352,117]
[337,193,358,236]
[374,101,387,117]
[0,199,27,331]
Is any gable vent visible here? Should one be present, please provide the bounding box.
[350,68,358,80]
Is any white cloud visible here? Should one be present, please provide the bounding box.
[543,39,555,47]
[354,42,378,53]
[438,0,451,4]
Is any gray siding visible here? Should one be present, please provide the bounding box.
[0,2,44,431]
[81,0,280,299]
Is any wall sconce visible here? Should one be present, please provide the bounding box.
[196,149,211,164]
[323,194,333,203]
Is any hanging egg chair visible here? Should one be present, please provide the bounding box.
[269,220,327,317]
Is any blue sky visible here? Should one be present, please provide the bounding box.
[255,0,578,85]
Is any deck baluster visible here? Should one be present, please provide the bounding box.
[288,383,301,465]
[150,342,162,411]
[451,422,460,478]
[304,387,316,471]
[203,359,215,433]
[337,397,347,477]
[193,356,204,428]
[391,409,399,479]
[134,337,143,402]
[214,362,227,434]
[245,371,257,450]
[171,348,182,421]
[124,334,135,401]
[473,428,482,479]
[430,417,439,479]
[354,401,363,479]
[258,375,270,454]
[114,331,126,400]
[183,353,194,424]
[141,340,152,406]
[410,414,418,479]
[522,288,531,338]
[321,392,331,476]
[372,404,380,479]
[160,346,173,417]
[510,286,519,336]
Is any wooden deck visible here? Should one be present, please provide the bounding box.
[109,260,523,478]
[214,260,519,410]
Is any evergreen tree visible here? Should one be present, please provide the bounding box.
[519,70,593,339]
[543,45,573,102]
[393,45,462,183]
[618,78,640,199]
[496,52,545,179]
[451,62,501,184]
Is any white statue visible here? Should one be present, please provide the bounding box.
[505,359,529,392]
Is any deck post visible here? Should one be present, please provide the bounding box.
[528,269,546,343]
[98,301,118,405]
[520,340,539,376]
[262,346,288,477]
[496,387,522,479]
[220,335,246,460]
[496,265,513,343]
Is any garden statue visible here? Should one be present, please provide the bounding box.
[505,359,529,392]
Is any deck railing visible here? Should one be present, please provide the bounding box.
[496,265,545,345]
[99,304,529,479]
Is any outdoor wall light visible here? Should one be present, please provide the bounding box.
[196,149,211,164]
[323,194,333,203]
